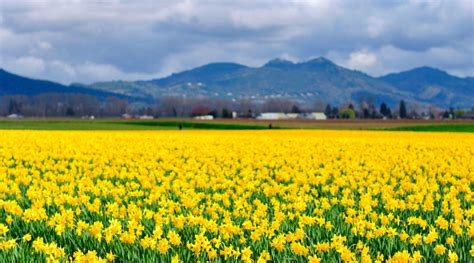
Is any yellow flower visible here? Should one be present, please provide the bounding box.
[0,224,8,235]
[241,246,253,262]
[435,216,449,230]
[291,242,309,256]
[399,231,409,241]
[446,236,454,246]
[270,235,286,251]
[412,250,423,262]
[434,244,446,255]
[258,250,270,262]
[167,230,181,246]
[157,238,170,254]
[448,250,458,263]
[106,252,115,261]
[0,129,473,261]
[308,255,321,263]
[0,239,16,251]
[89,221,103,241]
[140,236,156,250]
[314,242,331,252]
[409,234,422,246]
[207,249,218,260]
[22,234,32,242]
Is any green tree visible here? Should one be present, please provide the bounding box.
[399,100,407,118]
[455,109,465,119]
[222,108,232,118]
[291,105,301,113]
[380,102,391,118]
[340,108,355,119]
[324,104,332,118]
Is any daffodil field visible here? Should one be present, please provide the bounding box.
[0,130,473,262]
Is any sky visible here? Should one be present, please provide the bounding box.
[0,0,473,84]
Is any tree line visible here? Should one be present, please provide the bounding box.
[0,94,125,117]
[0,93,470,119]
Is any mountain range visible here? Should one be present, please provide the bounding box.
[0,68,127,100]
[1,57,473,108]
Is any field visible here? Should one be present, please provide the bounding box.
[0,130,473,262]
[0,118,473,132]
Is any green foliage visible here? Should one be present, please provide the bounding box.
[399,100,407,119]
[222,108,233,118]
[387,124,474,133]
[0,120,275,130]
[120,121,272,130]
[454,109,465,118]
[340,109,355,119]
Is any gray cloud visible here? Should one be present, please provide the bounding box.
[0,0,472,84]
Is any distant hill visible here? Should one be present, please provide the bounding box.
[150,62,249,87]
[2,58,473,108]
[379,67,474,107]
[139,57,415,106]
[0,68,127,99]
[87,57,474,107]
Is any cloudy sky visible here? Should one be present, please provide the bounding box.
[0,0,473,84]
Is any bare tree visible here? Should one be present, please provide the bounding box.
[261,97,296,112]
[313,99,326,112]
[235,98,256,116]
[103,96,128,116]
[407,102,421,119]
[155,95,194,117]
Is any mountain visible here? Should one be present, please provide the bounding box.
[85,58,474,107]
[3,59,473,108]
[379,67,474,107]
[0,68,126,99]
[131,57,414,106]
[150,62,248,87]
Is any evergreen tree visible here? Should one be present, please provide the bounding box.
[442,110,450,119]
[380,102,388,116]
[332,106,339,118]
[380,102,392,118]
[222,108,232,118]
[399,100,407,118]
[363,108,370,118]
[291,105,301,114]
[340,108,355,119]
[65,107,75,116]
[324,104,332,118]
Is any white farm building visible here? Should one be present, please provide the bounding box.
[257,112,326,120]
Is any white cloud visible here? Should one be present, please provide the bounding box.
[4,56,46,76]
[366,16,386,38]
[2,57,158,84]
[0,0,472,82]
[329,44,474,77]
[345,50,378,71]
[37,41,52,50]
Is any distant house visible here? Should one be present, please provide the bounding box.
[257,113,288,120]
[7,114,23,119]
[81,115,95,120]
[257,112,326,120]
[305,112,327,120]
[139,115,154,120]
[464,110,474,119]
[194,115,214,120]
[121,113,132,119]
